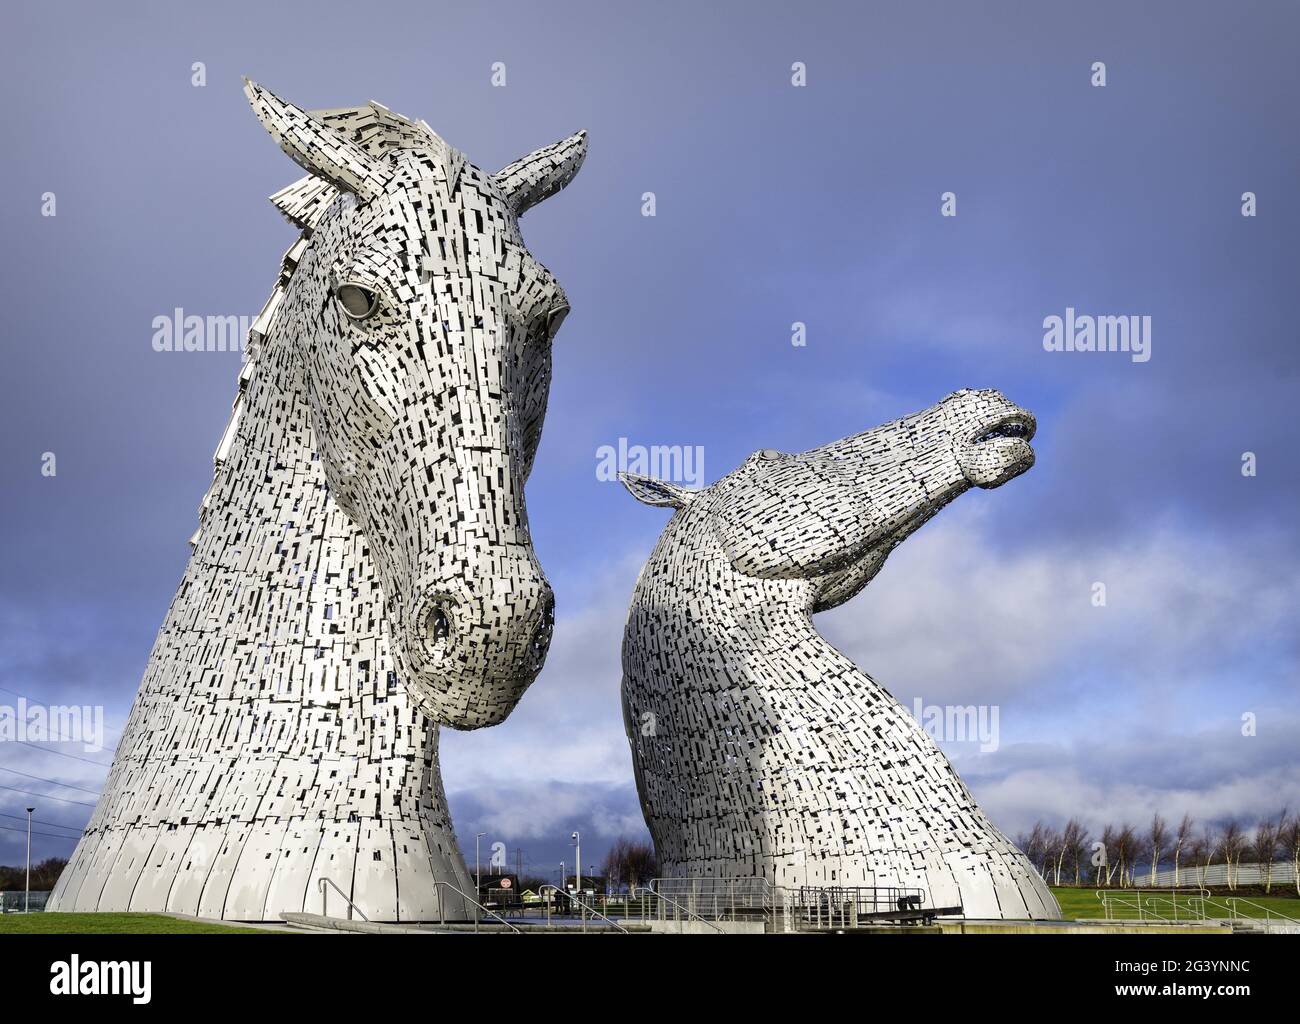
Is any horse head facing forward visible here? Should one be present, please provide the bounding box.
[246,81,585,727]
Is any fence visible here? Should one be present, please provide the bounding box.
[1,891,50,912]
[650,877,775,918]
[1130,861,1296,889]
[644,877,950,930]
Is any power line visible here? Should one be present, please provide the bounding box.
[11,740,113,769]
[0,784,96,808]
[0,766,101,796]
[0,822,80,841]
[0,811,83,833]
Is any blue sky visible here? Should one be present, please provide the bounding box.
[1,0,1297,879]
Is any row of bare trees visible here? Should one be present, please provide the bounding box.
[1014,810,1300,893]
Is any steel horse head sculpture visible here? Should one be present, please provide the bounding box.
[49,83,586,921]
[247,80,579,725]
[620,389,1062,919]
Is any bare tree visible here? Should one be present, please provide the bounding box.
[1187,833,1207,887]
[1221,820,1246,891]
[1115,824,1138,888]
[1064,819,1090,886]
[1147,813,1168,886]
[1100,824,1118,886]
[1172,814,1193,888]
[1279,813,1300,897]
[1019,821,1047,877]
[1051,819,1079,886]
[1041,827,1064,883]
[1252,811,1284,894]
[1196,825,1220,888]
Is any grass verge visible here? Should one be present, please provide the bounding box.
[0,912,284,934]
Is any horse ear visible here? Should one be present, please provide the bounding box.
[493,130,587,216]
[244,79,387,202]
[619,473,697,510]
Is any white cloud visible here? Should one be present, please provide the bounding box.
[817,503,1300,715]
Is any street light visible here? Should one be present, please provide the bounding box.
[25,808,34,913]
[475,832,487,895]
[571,831,581,894]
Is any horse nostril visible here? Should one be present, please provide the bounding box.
[530,595,555,661]
[421,599,455,654]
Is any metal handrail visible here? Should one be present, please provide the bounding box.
[650,876,775,919]
[1221,896,1300,925]
[794,885,927,914]
[631,886,724,933]
[432,880,522,934]
[1185,888,1211,921]
[642,878,946,931]
[318,877,369,921]
[1096,890,1152,921]
[537,885,629,933]
[1145,895,1208,923]
[1095,888,1213,923]
[1094,885,1300,927]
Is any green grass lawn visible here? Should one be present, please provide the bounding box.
[1051,887,1300,922]
[0,913,284,934]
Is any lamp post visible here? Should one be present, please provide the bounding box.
[572,831,581,894]
[475,832,487,895]
[25,807,34,913]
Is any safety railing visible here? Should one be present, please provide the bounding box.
[629,885,724,933]
[641,878,944,931]
[433,880,522,934]
[537,885,629,933]
[650,877,776,920]
[1095,888,1211,922]
[1096,889,1170,921]
[318,877,368,922]
[790,885,932,928]
[1220,896,1300,926]
[1144,892,1208,922]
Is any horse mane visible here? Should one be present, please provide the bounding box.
[191,102,461,546]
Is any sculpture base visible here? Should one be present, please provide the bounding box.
[48,817,476,923]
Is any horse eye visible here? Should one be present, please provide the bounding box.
[335,283,379,321]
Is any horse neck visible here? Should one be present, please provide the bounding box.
[636,544,929,763]
[109,336,447,827]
